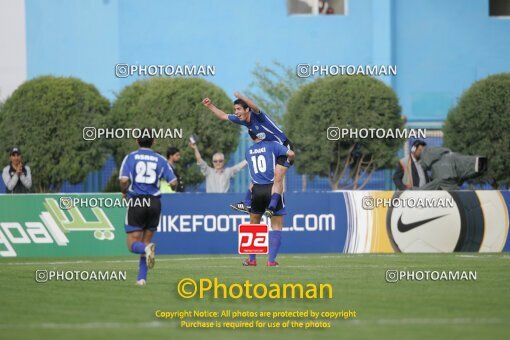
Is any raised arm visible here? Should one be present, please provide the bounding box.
[189,143,203,163]
[228,160,248,176]
[189,143,211,176]
[202,97,229,121]
[234,91,260,113]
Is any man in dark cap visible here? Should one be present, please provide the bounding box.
[2,147,32,193]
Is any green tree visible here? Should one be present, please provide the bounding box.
[107,77,240,190]
[443,73,510,189]
[0,76,110,192]
[246,61,307,125]
[284,75,403,189]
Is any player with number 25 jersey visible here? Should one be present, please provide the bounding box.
[118,134,176,285]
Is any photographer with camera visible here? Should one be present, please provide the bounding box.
[417,146,487,190]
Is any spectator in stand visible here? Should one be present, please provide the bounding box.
[2,147,32,193]
[189,142,247,193]
[160,147,184,193]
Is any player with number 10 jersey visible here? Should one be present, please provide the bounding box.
[243,131,295,267]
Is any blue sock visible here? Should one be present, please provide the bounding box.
[268,231,282,262]
[249,254,256,262]
[131,242,146,254]
[268,193,281,210]
[138,256,148,281]
[244,190,252,207]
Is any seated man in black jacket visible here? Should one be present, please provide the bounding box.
[393,140,429,190]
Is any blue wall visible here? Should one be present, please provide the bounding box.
[393,0,510,120]
[26,0,120,98]
[25,0,510,119]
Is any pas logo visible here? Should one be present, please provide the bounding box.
[238,224,268,254]
[0,198,115,257]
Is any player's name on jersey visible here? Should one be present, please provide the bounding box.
[249,147,267,155]
[134,154,159,162]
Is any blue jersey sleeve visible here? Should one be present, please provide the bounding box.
[162,162,177,183]
[228,114,245,126]
[273,143,289,158]
[252,111,287,144]
[119,155,131,179]
[254,110,275,124]
[251,110,265,122]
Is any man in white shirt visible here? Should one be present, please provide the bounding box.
[189,143,247,193]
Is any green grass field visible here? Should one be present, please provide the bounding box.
[1,254,509,340]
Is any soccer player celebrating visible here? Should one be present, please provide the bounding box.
[119,132,177,285]
[243,130,295,267]
[202,92,294,217]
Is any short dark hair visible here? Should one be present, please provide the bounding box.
[411,139,427,154]
[137,128,154,148]
[233,99,249,110]
[412,139,427,148]
[166,146,180,158]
